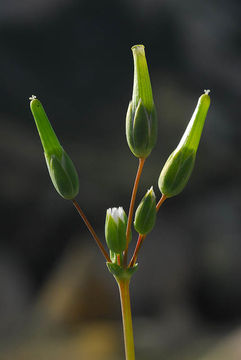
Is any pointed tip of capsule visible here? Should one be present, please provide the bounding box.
[29,95,41,113]
[147,186,155,197]
[29,95,37,101]
[131,44,145,51]
[200,90,211,108]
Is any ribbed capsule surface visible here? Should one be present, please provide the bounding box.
[45,149,79,200]
[158,91,211,198]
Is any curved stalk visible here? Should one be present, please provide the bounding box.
[72,199,111,262]
[156,194,167,212]
[129,194,167,267]
[123,157,145,266]
[129,234,145,268]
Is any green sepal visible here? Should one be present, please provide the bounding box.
[134,187,156,235]
[126,99,157,159]
[158,148,196,198]
[133,100,149,153]
[45,148,79,200]
[106,262,138,280]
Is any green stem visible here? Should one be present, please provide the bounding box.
[117,279,135,360]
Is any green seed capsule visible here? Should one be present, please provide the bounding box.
[30,96,79,200]
[159,148,196,198]
[105,207,128,253]
[134,187,156,235]
[158,90,211,198]
[126,45,158,159]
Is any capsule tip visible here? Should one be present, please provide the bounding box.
[131,44,145,52]
[204,89,210,95]
[147,186,154,194]
[29,95,37,101]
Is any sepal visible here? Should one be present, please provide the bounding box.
[126,99,157,158]
[45,148,79,200]
[106,262,138,280]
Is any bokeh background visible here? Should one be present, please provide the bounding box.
[0,0,241,359]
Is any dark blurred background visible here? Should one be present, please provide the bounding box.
[0,0,241,359]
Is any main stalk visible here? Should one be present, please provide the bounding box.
[117,279,135,360]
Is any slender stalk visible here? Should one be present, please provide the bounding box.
[72,199,111,262]
[117,279,135,360]
[123,158,145,266]
[156,194,167,212]
[117,254,121,266]
[129,234,145,268]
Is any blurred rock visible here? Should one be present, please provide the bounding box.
[0,322,122,360]
[198,328,241,360]
[32,241,119,328]
[0,251,32,336]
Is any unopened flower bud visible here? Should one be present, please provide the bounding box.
[109,250,117,264]
[126,45,158,159]
[105,207,127,253]
[30,96,79,200]
[158,90,211,198]
[134,187,156,235]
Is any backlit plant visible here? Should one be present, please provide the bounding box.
[29,44,211,360]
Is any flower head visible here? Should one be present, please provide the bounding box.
[105,207,128,253]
